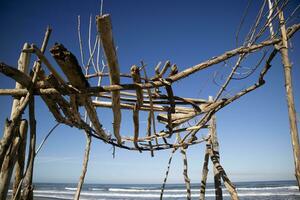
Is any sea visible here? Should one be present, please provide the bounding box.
[8,180,300,200]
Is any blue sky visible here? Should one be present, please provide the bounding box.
[0,0,300,184]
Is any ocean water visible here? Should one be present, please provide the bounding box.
[9,180,300,200]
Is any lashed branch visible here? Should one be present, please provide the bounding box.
[142,64,156,155]
[50,43,108,141]
[131,65,143,150]
[97,14,122,144]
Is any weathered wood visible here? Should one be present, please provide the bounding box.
[50,43,89,89]
[158,61,171,78]
[152,61,171,80]
[131,65,143,107]
[142,65,155,156]
[183,48,278,142]
[199,143,210,200]
[1,28,51,199]
[131,65,143,150]
[97,14,122,144]
[86,71,147,80]
[1,23,299,98]
[28,44,66,85]
[209,148,239,200]
[155,61,162,76]
[277,10,300,190]
[169,64,178,77]
[169,23,300,83]
[0,63,31,89]
[0,134,20,200]
[146,111,154,157]
[93,100,194,113]
[50,44,108,140]
[180,146,191,200]
[160,148,177,200]
[132,107,141,151]
[21,97,36,200]
[0,43,30,172]
[209,96,223,200]
[74,133,91,200]
[12,120,28,200]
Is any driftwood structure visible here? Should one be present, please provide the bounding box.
[0,1,300,199]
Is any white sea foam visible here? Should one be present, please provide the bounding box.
[34,194,106,200]
[90,188,105,191]
[65,187,77,191]
[105,185,298,193]
[108,188,215,192]
[237,185,298,191]
[34,194,73,200]
[33,189,300,198]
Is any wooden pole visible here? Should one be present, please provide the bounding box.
[160,148,177,200]
[209,96,223,200]
[0,134,20,200]
[0,43,30,200]
[277,9,300,190]
[0,28,50,200]
[199,143,210,200]
[11,120,28,200]
[10,43,31,119]
[177,134,191,200]
[9,43,30,200]
[74,133,91,200]
[96,14,122,144]
[209,150,239,200]
[0,43,30,167]
[21,97,36,200]
[131,65,143,150]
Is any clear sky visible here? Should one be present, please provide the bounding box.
[0,0,300,184]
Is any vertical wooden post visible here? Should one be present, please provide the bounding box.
[11,120,28,200]
[209,97,223,200]
[22,97,36,200]
[199,143,210,200]
[10,43,31,119]
[0,43,30,200]
[131,65,143,150]
[0,43,30,167]
[181,147,191,200]
[0,135,20,200]
[74,133,91,200]
[96,14,122,145]
[277,9,300,190]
